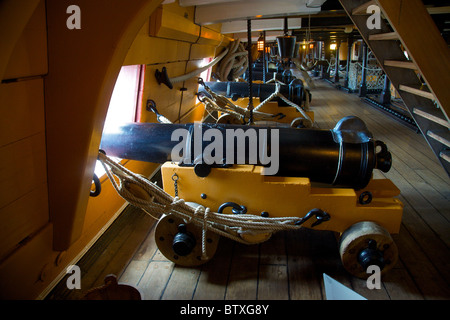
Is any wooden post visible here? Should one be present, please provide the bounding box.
[334,40,341,83]
[359,41,368,97]
[247,19,253,124]
[262,30,266,83]
[380,74,391,105]
[314,42,321,76]
[322,39,331,80]
[358,39,363,62]
[344,35,354,88]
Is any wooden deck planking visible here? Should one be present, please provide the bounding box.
[47,79,449,300]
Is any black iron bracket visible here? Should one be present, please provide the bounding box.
[155,66,173,89]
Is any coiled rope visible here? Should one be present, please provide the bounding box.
[98,151,305,259]
[215,39,249,81]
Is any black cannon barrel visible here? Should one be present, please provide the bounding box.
[99,117,392,189]
[198,81,305,105]
[244,71,283,82]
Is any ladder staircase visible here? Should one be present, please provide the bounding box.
[339,0,450,176]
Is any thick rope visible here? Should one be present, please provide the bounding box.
[215,39,249,81]
[198,80,276,122]
[253,82,313,126]
[170,47,229,84]
[98,152,305,258]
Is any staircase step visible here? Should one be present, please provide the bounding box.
[427,131,450,148]
[399,84,435,100]
[369,32,399,41]
[340,0,450,176]
[440,150,450,163]
[414,108,450,129]
[427,6,450,15]
[384,60,417,70]
[352,0,376,15]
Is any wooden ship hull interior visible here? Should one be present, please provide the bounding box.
[0,0,449,301]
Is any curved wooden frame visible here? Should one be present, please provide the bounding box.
[44,0,163,250]
[0,0,41,80]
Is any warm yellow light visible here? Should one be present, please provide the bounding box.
[330,43,337,50]
[257,34,264,52]
[302,45,306,50]
[309,43,314,49]
[257,40,264,52]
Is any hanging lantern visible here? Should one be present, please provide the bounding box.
[277,17,297,58]
[257,33,264,52]
[276,35,297,58]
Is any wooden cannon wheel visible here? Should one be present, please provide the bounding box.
[339,221,398,279]
[154,204,220,267]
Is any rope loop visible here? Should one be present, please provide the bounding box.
[97,152,318,258]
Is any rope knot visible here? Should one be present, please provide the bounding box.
[167,197,185,213]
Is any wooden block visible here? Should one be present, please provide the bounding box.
[427,131,450,148]
[2,0,47,80]
[413,108,450,128]
[399,84,435,100]
[384,60,417,70]
[125,20,191,65]
[0,224,56,300]
[369,32,399,41]
[150,9,200,43]
[440,150,450,163]
[0,79,45,147]
[0,183,48,260]
[0,132,47,209]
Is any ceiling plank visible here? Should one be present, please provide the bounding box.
[221,18,302,34]
[179,0,240,7]
[194,0,321,25]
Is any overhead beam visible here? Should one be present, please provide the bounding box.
[233,30,284,42]
[221,18,302,34]
[426,6,450,15]
[194,0,321,25]
[302,15,353,27]
[179,0,240,6]
[306,0,327,7]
